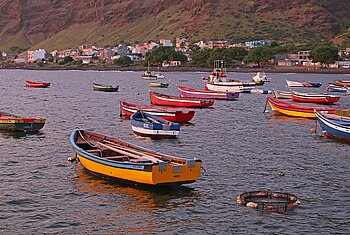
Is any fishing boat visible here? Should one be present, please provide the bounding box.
[286,79,322,88]
[177,86,239,100]
[26,80,50,88]
[326,83,350,93]
[249,89,271,94]
[93,83,119,92]
[272,89,292,99]
[335,79,350,87]
[141,62,161,80]
[205,60,254,93]
[119,101,195,123]
[315,110,350,142]
[150,92,214,108]
[252,72,271,83]
[266,97,335,118]
[149,82,169,88]
[0,112,46,131]
[130,110,180,137]
[291,90,340,104]
[70,128,202,185]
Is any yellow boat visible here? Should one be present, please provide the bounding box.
[70,128,202,186]
[266,97,335,118]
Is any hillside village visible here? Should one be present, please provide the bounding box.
[1,38,350,69]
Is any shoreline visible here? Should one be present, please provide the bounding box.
[1,63,350,74]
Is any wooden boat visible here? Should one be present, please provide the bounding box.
[286,79,322,88]
[315,110,350,142]
[177,86,239,100]
[272,89,292,99]
[93,83,119,92]
[70,128,202,185]
[149,82,169,88]
[150,92,214,108]
[335,79,350,87]
[130,110,180,137]
[266,97,335,118]
[0,112,46,131]
[119,101,195,123]
[326,83,350,93]
[291,90,340,104]
[26,80,50,88]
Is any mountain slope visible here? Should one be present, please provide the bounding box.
[0,0,349,52]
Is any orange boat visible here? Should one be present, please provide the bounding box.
[26,80,50,88]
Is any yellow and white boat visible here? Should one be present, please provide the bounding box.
[70,128,202,186]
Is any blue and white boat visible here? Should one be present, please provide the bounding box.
[130,110,181,137]
[326,83,350,93]
[315,110,350,142]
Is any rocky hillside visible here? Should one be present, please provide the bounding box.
[0,0,349,52]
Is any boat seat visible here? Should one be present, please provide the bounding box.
[86,149,102,157]
[105,156,129,161]
[130,158,153,163]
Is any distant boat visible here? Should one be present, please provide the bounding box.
[0,111,46,131]
[252,72,271,83]
[249,88,271,94]
[291,90,340,104]
[150,91,214,108]
[326,83,350,93]
[26,80,50,88]
[93,83,119,92]
[70,128,202,186]
[272,89,292,99]
[315,110,350,142]
[266,97,335,118]
[119,100,195,123]
[334,79,350,87]
[177,86,239,100]
[286,79,321,87]
[130,110,180,137]
[149,82,169,88]
[141,62,164,80]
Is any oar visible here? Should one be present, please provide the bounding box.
[263,98,268,113]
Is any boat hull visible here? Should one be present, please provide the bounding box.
[120,101,195,123]
[286,80,321,87]
[177,86,239,100]
[291,91,340,104]
[205,83,243,93]
[70,129,202,185]
[150,92,214,108]
[26,81,50,88]
[316,111,350,142]
[93,84,119,92]
[0,112,46,131]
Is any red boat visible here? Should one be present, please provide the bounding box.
[291,90,340,104]
[150,92,214,108]
[177,86,239,100]
[119,100,195,123]
[26,80,50,88]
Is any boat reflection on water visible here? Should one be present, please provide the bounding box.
[0,130,45,139]
[73,164,200,208]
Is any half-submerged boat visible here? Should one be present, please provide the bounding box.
[26,80,50,88]
[131,110,180,137]
[286,79,322,88]
[149,82,169,88]
[335,79,350,87]
[266,97,335,118]
[150,92,214,108]
[0,112,46,131]
[119,101,195,123]
[272,89,292,99]
[291,90,340,104]
[177,86,239,100]
[315,110,350,142]
[93,83,119,92]
[70,128,202,185]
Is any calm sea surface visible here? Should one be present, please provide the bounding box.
[0,69,349,234]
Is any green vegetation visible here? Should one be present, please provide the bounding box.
[114,56,133,67]
[310,44,339,67]
[243,46,275,65]
[145,46,187,65]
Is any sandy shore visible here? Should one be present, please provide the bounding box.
[1,63,350,74]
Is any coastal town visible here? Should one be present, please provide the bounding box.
[1,37,350,70]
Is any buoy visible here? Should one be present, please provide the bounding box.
[67,157,76,162]
[279,171,285,176]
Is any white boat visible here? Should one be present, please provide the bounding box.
[272,89,292,99]
[205,60,254,93]
[252,72,271,83]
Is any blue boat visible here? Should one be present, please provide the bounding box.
[130,110,181,137]
[315,110,350,142]
[326,83,350,93]
[93,83,119,92]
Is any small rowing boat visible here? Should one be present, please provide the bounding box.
[286,79,321,88]
[315,110,350,142]
[149,82,169,88]
[326,83,350,93]
[291,90,340,104]
[0,112,46,131]
[177,86,239,100]
[119,100,195,123]
[93,83,119,92]
[150,92,214,108]
[70,128,202,185]
[130,110,180,137]
[26,80,50,88]
[335,79,350,87]
[272,89,292,99]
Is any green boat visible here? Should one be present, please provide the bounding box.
[0,112,46,132]
[149,82,169,88]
